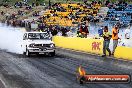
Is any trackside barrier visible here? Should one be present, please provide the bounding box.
[53,36,132,60]
[114,46,132,60]
[53,36,103,55]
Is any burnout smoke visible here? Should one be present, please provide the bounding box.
[0,23,25,54]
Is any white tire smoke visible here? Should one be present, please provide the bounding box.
[0,23,25,54]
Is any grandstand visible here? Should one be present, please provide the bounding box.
[43,3,102,27]
[105,2,132,27]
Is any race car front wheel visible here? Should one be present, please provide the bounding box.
[49,51,55,57]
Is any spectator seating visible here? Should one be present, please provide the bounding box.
[106,4,132,26]
[43,3,102,27]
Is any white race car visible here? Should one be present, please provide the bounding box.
[21,32,55,57]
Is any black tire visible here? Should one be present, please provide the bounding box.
[50,51,55,57]
[23,52,26,55]
[22,52,27,58]
[36,53,40,56]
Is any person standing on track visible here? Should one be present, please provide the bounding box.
[112,25,119,55]
[102,26,111,57]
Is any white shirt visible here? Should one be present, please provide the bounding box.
[57,32,62,36]
[67,31,73,37]
[125,29,131,39]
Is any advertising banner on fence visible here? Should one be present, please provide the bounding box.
[53,36,103,54]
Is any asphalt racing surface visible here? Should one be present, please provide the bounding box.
[0,48,132,88]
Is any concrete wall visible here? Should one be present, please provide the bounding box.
[53,36,132,60]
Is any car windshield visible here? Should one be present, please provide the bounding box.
[28,33,50,40]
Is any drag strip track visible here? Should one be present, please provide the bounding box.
[0,49,132,88]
